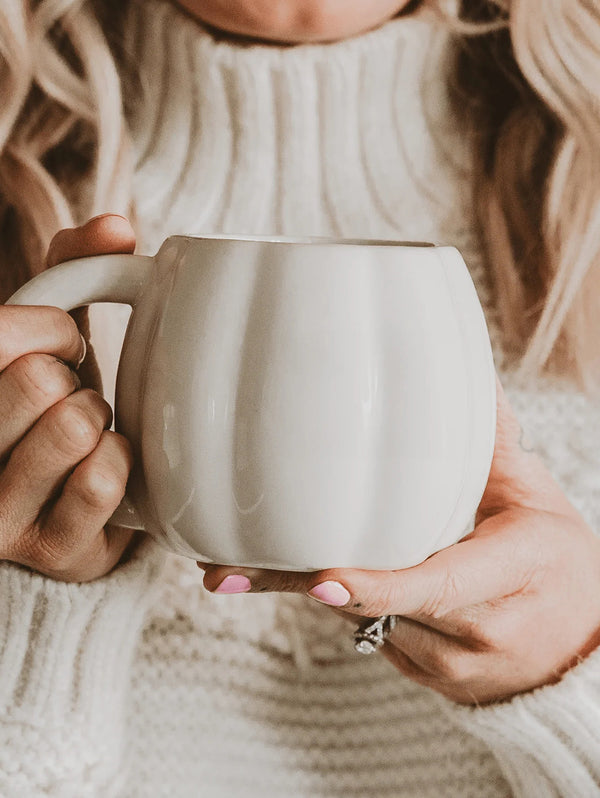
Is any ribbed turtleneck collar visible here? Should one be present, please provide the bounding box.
[123,0,467,256]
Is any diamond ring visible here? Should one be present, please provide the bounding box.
[353,615,397,655]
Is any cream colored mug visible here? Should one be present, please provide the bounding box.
[7,235,496,571]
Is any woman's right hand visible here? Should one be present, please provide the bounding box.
[0,214,138,582]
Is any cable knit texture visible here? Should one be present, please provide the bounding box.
[0,538,164,796]
[3,0,600,795]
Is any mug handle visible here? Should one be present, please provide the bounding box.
[5,253,154,530]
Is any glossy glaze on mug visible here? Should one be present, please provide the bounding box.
[116,237,496,570]
[7,235,497,571]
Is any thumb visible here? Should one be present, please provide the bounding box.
[46,213,135,268]
[476,374,573,521]
[313,506,550,620]
[45,213,136,269]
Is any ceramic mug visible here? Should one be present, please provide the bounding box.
[7,235,496,571]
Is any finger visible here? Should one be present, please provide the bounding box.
[201,510,542,618]
[380,643,435,689]
[380,636,480,704]
[384,615,478,684]
[314,513,540,619]
[202,564,315,597]
[0,389,112,535]
[401,601,493,643]
[333,599,493,646]
[46,430,133,535]
[35,430,134,581]
[45,213,136,269]
[0,306,85,372]
[0,353,80,461]
[345,616,480,701]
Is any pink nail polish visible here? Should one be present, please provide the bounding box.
[214,575,251,594]
[308,581,350,607]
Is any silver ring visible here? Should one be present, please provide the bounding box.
[353,615,397,655]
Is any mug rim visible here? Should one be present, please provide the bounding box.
[170,233,436,248]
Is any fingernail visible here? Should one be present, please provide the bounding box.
[308,581,350,607]
[76,334,87,369]
[86,212,129,225]
[213,574,251,594]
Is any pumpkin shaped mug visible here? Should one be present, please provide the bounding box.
[7,235,496,571]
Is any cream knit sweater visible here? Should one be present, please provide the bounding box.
[2,1,600,796]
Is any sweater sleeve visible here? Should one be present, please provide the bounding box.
[0,536,165,798]
[437,647,600,797]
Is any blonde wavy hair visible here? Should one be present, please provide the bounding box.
[1,0,599,393]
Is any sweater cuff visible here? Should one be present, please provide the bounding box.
[0,537,165,794]
[438,647,600,797]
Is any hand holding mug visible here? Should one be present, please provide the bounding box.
[201,376,600,704]
[8,215,600,705]
[0,215,137,581]
[8,228,497,573]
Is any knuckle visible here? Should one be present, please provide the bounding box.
[13,353,78,408]
[46,306,80,352]
[52,401,103,455]
[0,306,81,372]
[74,463,127,511]
[74,388,112,424]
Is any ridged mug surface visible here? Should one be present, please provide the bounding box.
[115,237,496,570]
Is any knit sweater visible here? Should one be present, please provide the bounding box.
[3,1,600,796]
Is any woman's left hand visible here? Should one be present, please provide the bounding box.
[200,375,600,704]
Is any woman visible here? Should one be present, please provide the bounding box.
[1,0,600,795]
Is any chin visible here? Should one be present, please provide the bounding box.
[174,0,405,45]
